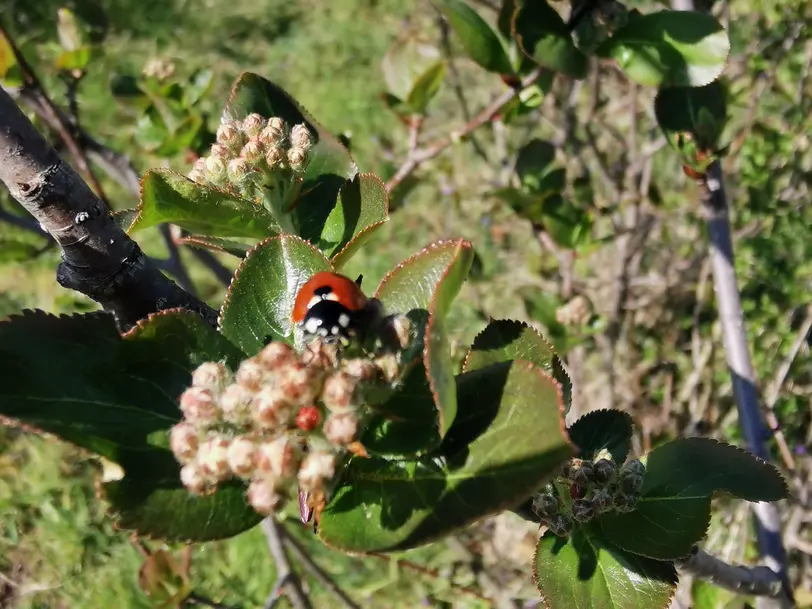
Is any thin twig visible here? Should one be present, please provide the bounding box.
[184,592,240,609]
[697,160,793,606]
[386,67,546,193]
[262,518,312,609]
[280,527,361,609]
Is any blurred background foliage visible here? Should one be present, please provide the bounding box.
[0,0,810,607]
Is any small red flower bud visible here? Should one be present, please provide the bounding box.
[296,406,322,431]
[569,483,586,499]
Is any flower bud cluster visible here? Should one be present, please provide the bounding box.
[170,338,399,518]
[187,114,314,204]
[531,455,646,535]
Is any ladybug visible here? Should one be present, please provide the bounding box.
[292,271,371,343]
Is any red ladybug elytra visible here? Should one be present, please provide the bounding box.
[292,271,370,343]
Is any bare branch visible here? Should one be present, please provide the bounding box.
[262,518,312,609]
[0,88,216,330]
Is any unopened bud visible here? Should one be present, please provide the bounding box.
[247,478,285,515]
[257,341,297,370]
[622,459,645,478]
[571,498,594,522]
[613,491,637,513]
[323,412,359,445]
[227,157,251,183]
[321,371,358,412]
[241,137,264,163]
[210,143,232,160]
[374,353,399,383]
[179,386,218,425]
[170,422,199,463]
[532,493,559,519]
[180,463,209,494]
[298,451,337,492]
[259,122,285,148]
[565,459,593,487]
[548,514,573,537]
[342,358,379,382]
[220,383,253,423]
[227,436,257,477]
[198,436,231,481]
[619,459,645,493]
[204,156,227,183]
[591,487,613,513]
[252,387,292,429]
[242,113,265,138]
[192,361,231,394]
[235,358,266,392]
[256,436,301,478]
[278,362,323,406]
[593,458,617,485]
[216,122,246,151]
[287,147,308,171]
[188,168,206,184]
[569,483,587,499]
[264,145,284,167]
[296,406,322,432]
[289,123,312,150]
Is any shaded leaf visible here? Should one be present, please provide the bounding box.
[567,409,634,463]
[596,11,730,88]
[431,0,513,75]
[319,360,572,552]
[534,528,678,609]
[219,235,332,355]
[540,194,592,249]
[222,72,358,241]
[406,61,447,114]
[513,1,588,79]
[516,139,556,189]
[176,235,253,259]
[596,438,789,559]
[320,173,389,261]
[131,169,281,238]
[655,80,729,153]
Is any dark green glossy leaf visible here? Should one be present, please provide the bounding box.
[534,528,677,609]
[320,173,389,263]
[596,438,789,559]
[567,409,633,463]
[463,319,571,413]
[222,72,358,241]
[175,235,253,259]
[431,0,513,75]
[406,61,447,114]
[375,239,473,436]
[655,81,729,152]
[131,169,281,238]
[515,139,556,189]
[219,235,332,355]
[540,194,592,249]
[319,360,572,552]
[596,11,730,88]
[512,0,588,79]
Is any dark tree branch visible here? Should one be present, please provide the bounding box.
[262,518,312,609]
[0,88,217,330]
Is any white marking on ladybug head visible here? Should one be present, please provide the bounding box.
[307,296,323,309]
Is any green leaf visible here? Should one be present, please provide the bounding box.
[131,169,281,238]
[318,360,572,552]
[515,139,556,191]
[512,0,588,79]
[431,0,513,75]
[111,208,138,232]
[534,528,678,609]
[382,39,442,101]
[55,47,94,71]
[361,361,441,458]
[176,235,253,259]
[218,235,332,355]
[0,238,43,262]
[654,81,729,152]
[184,68,214,107]
[519,288,568,353]
[567,409,634,463]
[319,173,390,262]
[595,438,789,559]
[374,239,473,436]
[405,61,447,114]
[463,319,572,413]
[0,309,258,541]
[540,194,592,249]
[596,11,730,88]
[222,72,358,241]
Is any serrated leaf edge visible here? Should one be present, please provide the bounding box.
[373,238,471,298]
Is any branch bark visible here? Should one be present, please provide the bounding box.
[262,518,312,609]
[0,88,217,330]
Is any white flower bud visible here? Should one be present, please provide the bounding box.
[220,383,253,423]
[259,122,286,148]
[227,157,251,184]
[297,451,337,492]
[287,147,308,171]
[192,361,231,393]
[374,353,399,383]
[179,386,218,425]
[289,123,312,150]
[180,463,209,494]
[170,422,199,463]
[323,412,359,445]
[198,436,231,481]
[257,341,297,370]
[264,146,284,168]
[321,371,358,413]
[188,168,206,184]
[227,436,257,477]
[204,156,227,183]
[210,143,232,160]
[247,478,285,515]
[277,362,323,406]
[256,436,301,478]
[342,358,379,382]
[216,122,246,151]
[241,137,264,164]
[242,113,265,138]
[235,358,266,392]
[253,387,293,429]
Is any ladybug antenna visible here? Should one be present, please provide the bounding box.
[355,274,364,287]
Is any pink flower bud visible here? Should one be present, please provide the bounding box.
[297,451,336,492]
[240,137,264,164]
[180,463,209,494]
[227,436,257,477]
[242,113,265,138]
[256,437,301,478]
[264,146,284,167]
[342,358,379,382]
[210,143,232,160]
[247,478,285,515]
[235,358,266,392]
[179,386,218,425]
[257,341,297,370]
[323,412,359,445]
[289,123,312,150]
[287,147,308,171]
[216,122,246,151]
[220,383,253,423]
[278,362,323,406]
[259,122,285,148]
[321,371,358,412]
[170,422,200,463]
[253,387,293,429]
[192,361,231,393]
[198,436,231,481]
[227,157,251,184]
